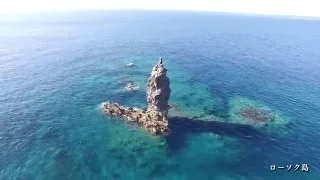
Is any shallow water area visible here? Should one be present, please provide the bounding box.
[228,96,290,135]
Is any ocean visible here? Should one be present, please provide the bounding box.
[0,10,320,180]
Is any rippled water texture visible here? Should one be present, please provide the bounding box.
[0,11,320,180]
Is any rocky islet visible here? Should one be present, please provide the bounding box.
[101,58,171,135]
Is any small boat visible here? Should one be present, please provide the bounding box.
[126,63,134,67]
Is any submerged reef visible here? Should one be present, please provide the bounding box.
[101,58,171,135]
[228,96,289,129]
[239,107,273,122]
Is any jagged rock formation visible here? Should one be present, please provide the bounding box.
[101,58,171,135]
[146,57,171,121]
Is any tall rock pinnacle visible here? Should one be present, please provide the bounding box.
[147,58,171,121]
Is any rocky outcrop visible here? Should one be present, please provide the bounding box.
[125,81,139,91]
[101,58,171,135]
[101,102,169,134]
[146,57,171,121]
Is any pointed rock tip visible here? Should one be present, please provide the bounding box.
[158,57,163,65]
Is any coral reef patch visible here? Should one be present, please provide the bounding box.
[228,96,289,129]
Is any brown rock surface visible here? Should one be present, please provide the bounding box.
[146,57,171,120]
[238,107,274,123]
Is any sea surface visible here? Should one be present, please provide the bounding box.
[1,10,320,180]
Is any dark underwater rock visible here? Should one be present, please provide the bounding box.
[42,127,61,143]
[83,148,101,174]
[238,107,274,123]
[228,96,289,132]
[54,149,85,180]
[54,149,74,179]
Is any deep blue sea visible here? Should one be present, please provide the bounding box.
[1,11,320,180]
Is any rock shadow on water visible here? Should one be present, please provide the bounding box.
[166,116,266,153]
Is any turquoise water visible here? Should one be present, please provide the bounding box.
[1,11,320,180]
